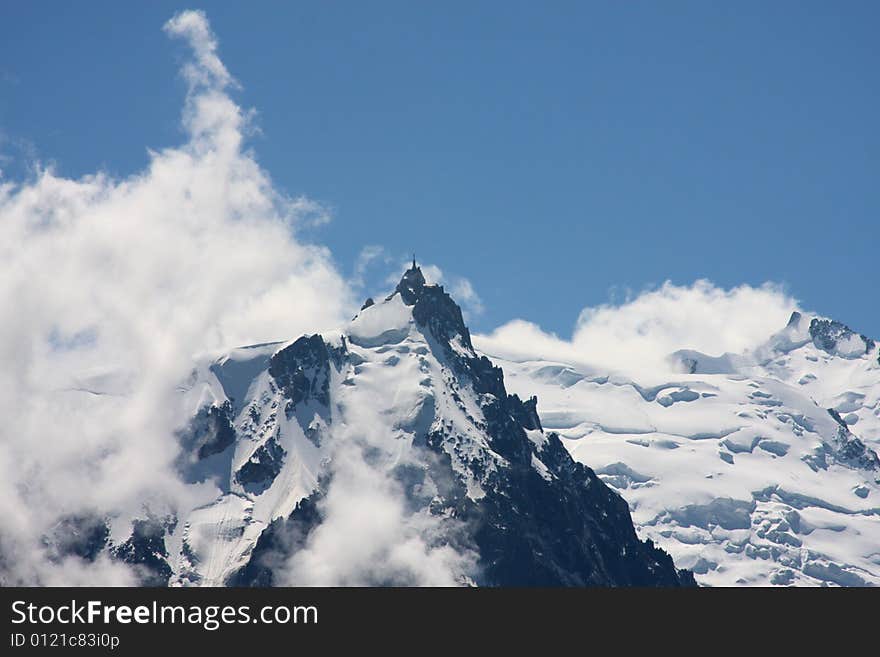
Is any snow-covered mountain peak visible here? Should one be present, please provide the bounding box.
[351,263,473,355]
[673,311,879,375]
[91,270,695,587]
[807,316,876,359]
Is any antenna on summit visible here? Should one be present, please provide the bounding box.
[412,253,417,269]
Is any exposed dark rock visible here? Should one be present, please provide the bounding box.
[827,409,880,471]
[175,400,238,488]
[392,260,427,305]
[428,424,694,586]
[228,493,323,586]
[44,514,109,562]
[412,285,472,347]
[235,434,287,490]
[111,517,173,586]
[181,400,236,460]
[407,268,693,585]
[269,334,332,411]
[515,395,543,432]
[810,318,875,355]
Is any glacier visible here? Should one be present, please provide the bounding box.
[482,311,880,586]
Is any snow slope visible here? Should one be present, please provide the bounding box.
[483,312,880,586]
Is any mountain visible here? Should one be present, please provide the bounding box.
[96,263,693,586]
[485,312,880,586]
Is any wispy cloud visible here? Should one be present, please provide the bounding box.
[351,244,390,290]
[475,280,799,374]
[0,10,352,584]
[164,10,236,91]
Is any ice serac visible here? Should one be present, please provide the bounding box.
[487,309,880,587]
[104,263,694,586]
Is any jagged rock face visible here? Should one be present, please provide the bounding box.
[235,433,286,490]
[117,264,693,587]
[826,409,880,471]
[393,262,427,305]
[180,401,236,460]
[398,275,691,585]
[227,495,323,587]
[809,318,876,357]
[268,334,333,411]
[438,430,688,585]
[112,518,174,586]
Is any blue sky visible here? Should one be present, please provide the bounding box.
[1,1,878,338]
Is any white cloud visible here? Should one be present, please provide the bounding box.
[164,10,235,91]
[0,10,353,584]
[351,244,389,289]
[278,330,479,586]
[282,444,477,586]
[450,277,484,317]
[475,280,799,374]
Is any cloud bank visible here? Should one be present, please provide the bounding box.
[475,280,799,375]
[0,10,352,584]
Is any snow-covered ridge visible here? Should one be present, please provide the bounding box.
[484,311,880,586]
